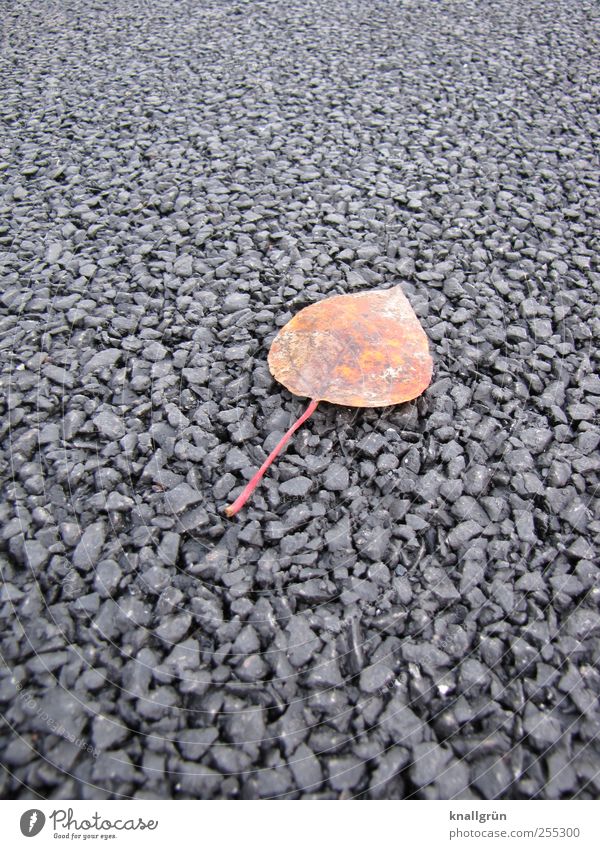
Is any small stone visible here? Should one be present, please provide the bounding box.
[44,364,75,388]
[237,654,268,681]
[368,748,410,797]
[471,754,512,799]
[276,530,305,556]
[425,566,460,602]
[182,367,208,385]
[83,349,121,374]
[60,522,81,547]
[155,613,192,643]
[410,741,453,787]
[358,432,386,458]
[93,410,125,440]
[514,510,536,543]
[157,531,180,566]
[213,473,236,500]
[3,738,36,767]
[47,242,63,263]
[447,520,481,549]
[563,497,589,532]
[566,537,595,560]
[451,495,489,526]
[177,506,210,531]
[39,423,60,444]
[164,482,203,513]
[105,492,134,511]
[23,540,49,570]
[515,571,547,592]
[381,697,425,745]
[545,751,577,798]
[298,168,320,181]
[211,745,251,775]
[435,759,471,798]
[280,476,312,497]
[173,254,194,277]
[94,560,122,597]
[519,427,552,452]
[289,743,323,792]
[225,447,250,471]
[232,624,261,656]
[566,608,600,640]
[577,429,600,452]
[177,727,218,761]
[72,522,106,569]
[568,403,595,422]
[286,615,320,667]
[92,714,129,750]
[31,688,86,741]
[92,751,138,783]
[63,410,86,440]
[531,319,553,341]
[142,341,167,362]
[505,448,534,473]
[523,703,563,748]
[323,464,349,491]
[141,565,171,595]
[520,298,539,318]
[463,464,491,496]
[238,520,263,546]
[533,214,552,230]
[225,705,266,753]
[325,517,353,553]
[377,453,399,472]
[328,756,366,791]
[359,663,394,694]
[223,293,250,312]
[354,525,391,561]
[79,262,96,278]
[550,573,585,596]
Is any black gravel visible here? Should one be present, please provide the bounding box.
[1,0,599,800]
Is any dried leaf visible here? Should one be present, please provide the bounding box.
[224,285,432,517]
[268,285,432,406]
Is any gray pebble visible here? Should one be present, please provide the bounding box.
[410,741,453,787]
[155,613,192,643]
[94,560,121,597]
[280,476,312,497]
[163,482,203,513]
[83,348,121,374]
[323,463,349,491]
[72,522,106,569]
[286,615,321,667]
[173,255,194,277]
[23,540,49,571]
[93,409,125,440]
[327,756,366,791]
[142,341,167,362]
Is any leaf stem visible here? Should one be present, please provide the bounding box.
[224,398,320,518]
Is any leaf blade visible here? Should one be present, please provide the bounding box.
[268,285,433,406]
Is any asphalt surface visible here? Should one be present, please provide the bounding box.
[0,0,599,800]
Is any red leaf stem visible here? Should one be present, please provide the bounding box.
[224,398,320,518]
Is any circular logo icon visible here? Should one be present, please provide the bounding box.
[20,810,46,837]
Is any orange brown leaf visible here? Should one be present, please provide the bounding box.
[268,285,433,406]
[224,285,433,517]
